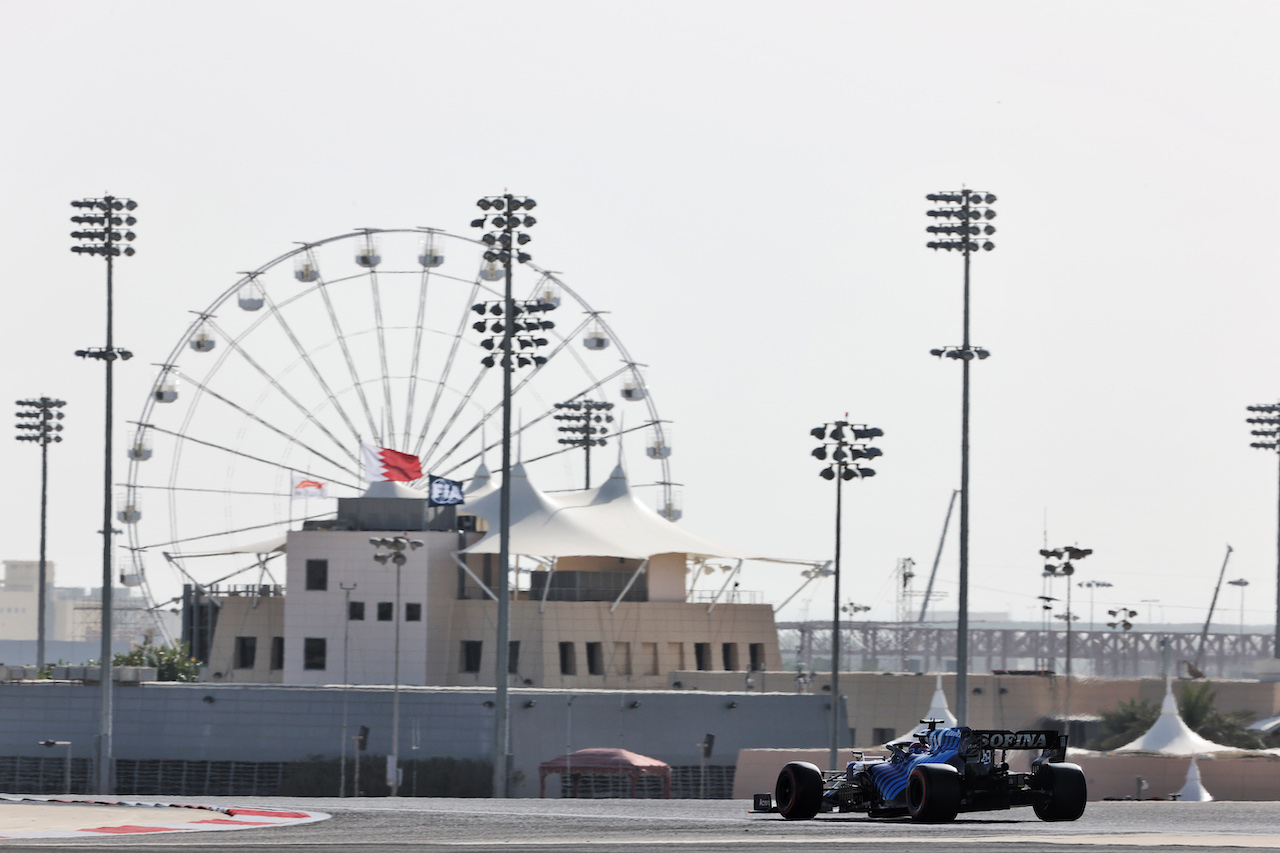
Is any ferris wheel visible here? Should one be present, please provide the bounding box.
[121,228,676,616]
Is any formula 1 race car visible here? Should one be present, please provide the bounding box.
[761,721,1086,823]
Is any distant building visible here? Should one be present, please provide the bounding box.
[0,560,167,646]
[193,463,780,688]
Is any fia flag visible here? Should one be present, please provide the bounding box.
[292,477,329,499]
[428,476,465,507]
[362,443,424,482]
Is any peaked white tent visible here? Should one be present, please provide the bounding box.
[1115,679,1234,755]
[1177,756,1213,802]
[898,674,958,740]
[460,462,748,560]
[463,460,497,500]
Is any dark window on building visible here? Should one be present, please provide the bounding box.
[234,636,256,669]
[872,727,896,745]
[722,642,740,671]
[559,642,577,675]
[405,602,422,622]
[586,642,604,676]
[304,637,327,670]
[377,602,393,621]
[305,559,328,591]
[509,641,520,674]
[694,643,712,671]
[749,643,766,671]
[461,640,483,673]
[348,601,365,621]
[270,637,284,670]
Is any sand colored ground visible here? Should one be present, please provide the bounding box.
[0,799,229,834]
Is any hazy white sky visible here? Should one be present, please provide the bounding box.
[3,1,1280,633]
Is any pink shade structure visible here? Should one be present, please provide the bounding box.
[538,748,672,798]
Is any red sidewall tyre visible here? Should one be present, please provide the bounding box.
[905,764,962,823]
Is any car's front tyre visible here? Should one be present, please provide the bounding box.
[775,761,824,820]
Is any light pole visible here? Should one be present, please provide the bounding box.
[1078,579,1112,635]
[470,192,546,799]
[371,537,421,797]
[38,740,72,793]
[925,189,996,724]
[339,581,357,797]
[1107,606,1138,676]
[810,419,883,771]
[1246,402,1280,658]
[1040,546,1091,681]
[554,400,613,488]
[1228,578,1249,674]
[70,194,137,795]
[1228,578,1249,636]
[15,397,66,669]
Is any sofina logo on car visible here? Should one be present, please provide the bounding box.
[976,732,1050,749]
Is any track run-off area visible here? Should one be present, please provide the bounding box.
[1,797,1278,852]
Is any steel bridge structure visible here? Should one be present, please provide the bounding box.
[778,621,1273,679]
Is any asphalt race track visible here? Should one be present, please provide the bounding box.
[2,797,1278,852]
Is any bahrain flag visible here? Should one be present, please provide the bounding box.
[361,443,424,483]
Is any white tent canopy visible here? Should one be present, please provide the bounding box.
[1177,756,1213,802]
[898,674,958,740]
[460,462,749,560]
[1115,679,1234,755]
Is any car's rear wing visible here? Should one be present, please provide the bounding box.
[963,730,1068,764]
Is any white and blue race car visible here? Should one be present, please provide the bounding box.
[764,721,1087,823]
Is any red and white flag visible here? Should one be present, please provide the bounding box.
[362,443,423,483]
[292,478,329,499]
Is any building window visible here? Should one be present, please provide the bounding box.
[722,643,740,671]
[749,643,766,671]
[613,642,632,676]
[405,602,422,622]
[873,727,896,745]
[694,643,712,671]
[559,642,577,675]
[586,642,604,676]
[461,640,483,673]
[270,637,284,670]
[304,637,326,670]
[668,642,685,671]
[377,602,393,621]
[642,642,659,676]
[348,601,365,621]
[234,636,256,669]
[305,559,328,591]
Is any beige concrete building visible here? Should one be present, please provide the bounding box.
[0,561,44,640]
[197,464,781,688]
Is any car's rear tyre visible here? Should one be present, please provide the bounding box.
[775,761,824,820]
[1032,762,1087,821]
[905,764,962,823]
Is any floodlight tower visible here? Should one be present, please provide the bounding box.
[70,194,137,795]
[554,400,614,488]
[1247,402,1280,658]
[1041,546,1092,680]
[14,397,66,669]
[809,419,884,771]
[470,194,547,798]
[925,188,996,724]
